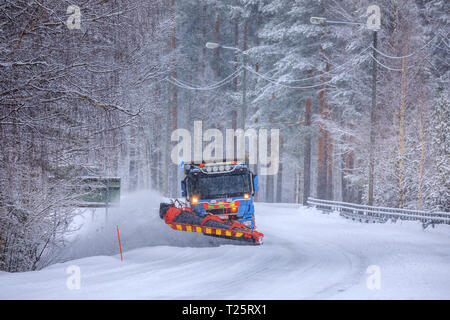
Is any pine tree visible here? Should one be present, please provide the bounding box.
[425,96,450,211]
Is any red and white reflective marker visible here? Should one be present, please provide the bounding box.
[116,225,123,262]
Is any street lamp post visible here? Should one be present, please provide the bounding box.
[206,42,247,130]
[311,5,381,205]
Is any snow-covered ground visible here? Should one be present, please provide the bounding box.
[1,190,449,300]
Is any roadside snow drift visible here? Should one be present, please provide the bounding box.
[1,192,450,299]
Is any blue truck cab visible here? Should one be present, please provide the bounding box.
[181,160,259,229]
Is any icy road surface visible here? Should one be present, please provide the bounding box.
[1,191,450,299]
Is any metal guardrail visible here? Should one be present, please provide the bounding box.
[307,197,450,229]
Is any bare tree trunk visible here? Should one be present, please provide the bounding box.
[233,19,239,158]
[276,136,283,203]
[392,0,398,33]
[234,19,239,92]
[417,91,425,210]
[317,86,328,199]
[202,1,207,77]
[128,126,137,191]
[303,98,312,205]
[265,130,275,203]
[326,130,333,200]
[215,14,220,76]
[169,0,178,197]
[398,45,408,208]
[266,174,274,203]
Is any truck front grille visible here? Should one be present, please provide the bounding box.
[207,208,236,216]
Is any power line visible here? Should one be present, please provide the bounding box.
[170,66,242,89]
[256,46,371,83]
[369,54,405,71]
[371,51,432,72]
[245,66,336,89]
[170,48,369,92]
[166,33,443,90]
[167,77,237,91]
[167,67,243,91]
[168,73,240,90]
[169,46,371,92]
[371,31,445,60]
[244,48,373,89]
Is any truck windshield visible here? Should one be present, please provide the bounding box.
[192,174,251,199]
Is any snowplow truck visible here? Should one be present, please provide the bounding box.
[159,160,264,244]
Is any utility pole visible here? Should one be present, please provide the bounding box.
[366,4,381,205]
[368,30,378,206]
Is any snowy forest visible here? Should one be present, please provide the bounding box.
[0,0,448,272]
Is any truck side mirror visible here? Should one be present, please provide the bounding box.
[253,175,259,193]
[181,181,186,197]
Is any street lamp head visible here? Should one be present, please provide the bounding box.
[206,42,220,49]
[310,17,326,25]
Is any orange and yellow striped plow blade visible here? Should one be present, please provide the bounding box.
[167,222,263,243]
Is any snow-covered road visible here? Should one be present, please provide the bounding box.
[1,191,449,299]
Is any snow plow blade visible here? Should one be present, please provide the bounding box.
[160,204,264,245]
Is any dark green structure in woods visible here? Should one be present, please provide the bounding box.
[51,165,121,208]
